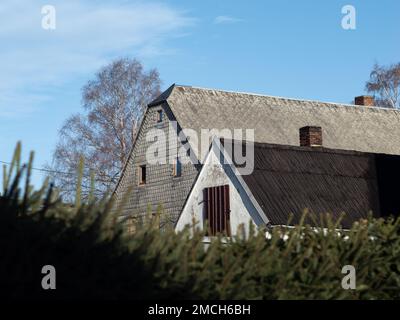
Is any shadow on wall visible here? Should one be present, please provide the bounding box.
[376,154,400,218]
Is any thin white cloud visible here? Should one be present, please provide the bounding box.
[0,0,195,118]
[213,15,243,24]
[0,92,48,117]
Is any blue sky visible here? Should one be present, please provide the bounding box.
[0,0,399,186]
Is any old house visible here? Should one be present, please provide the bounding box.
[113,84,400,235]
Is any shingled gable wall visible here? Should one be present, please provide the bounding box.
[113,102,199,228]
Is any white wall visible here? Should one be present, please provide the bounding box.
[175,143,267,236]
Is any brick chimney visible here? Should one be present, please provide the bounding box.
[300,126,322,147]
[354,95,375,106]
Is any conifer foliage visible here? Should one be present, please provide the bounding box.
[1,144,400,300]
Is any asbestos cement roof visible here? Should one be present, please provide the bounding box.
[151,84,400,156]
[238,142,380,228]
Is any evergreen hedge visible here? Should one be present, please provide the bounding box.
[1,143,399,300]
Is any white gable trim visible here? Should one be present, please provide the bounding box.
[175,137,269,232]
[212,138,270,225]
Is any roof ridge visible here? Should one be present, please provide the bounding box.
[148,83,176,107]
[174,84,400,113]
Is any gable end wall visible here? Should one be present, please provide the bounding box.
[114,102,199,227]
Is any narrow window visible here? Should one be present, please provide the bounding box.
[173,157,182,177]
[138,165,146,185]
[157,110,163,123]
[204,185,231,236]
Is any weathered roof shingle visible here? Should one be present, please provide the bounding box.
[152,84,400,156]
[239,142,380,228]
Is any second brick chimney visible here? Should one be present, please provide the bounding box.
[300,126,322,147]
[355,95,375,106]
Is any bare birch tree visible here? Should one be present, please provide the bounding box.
[49,58,161,201]
[366,62,400,108]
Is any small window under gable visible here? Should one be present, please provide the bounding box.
[204,185,231,236]
[157,110,163,123]
[138,165,146,185]
[173,157,182,177]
